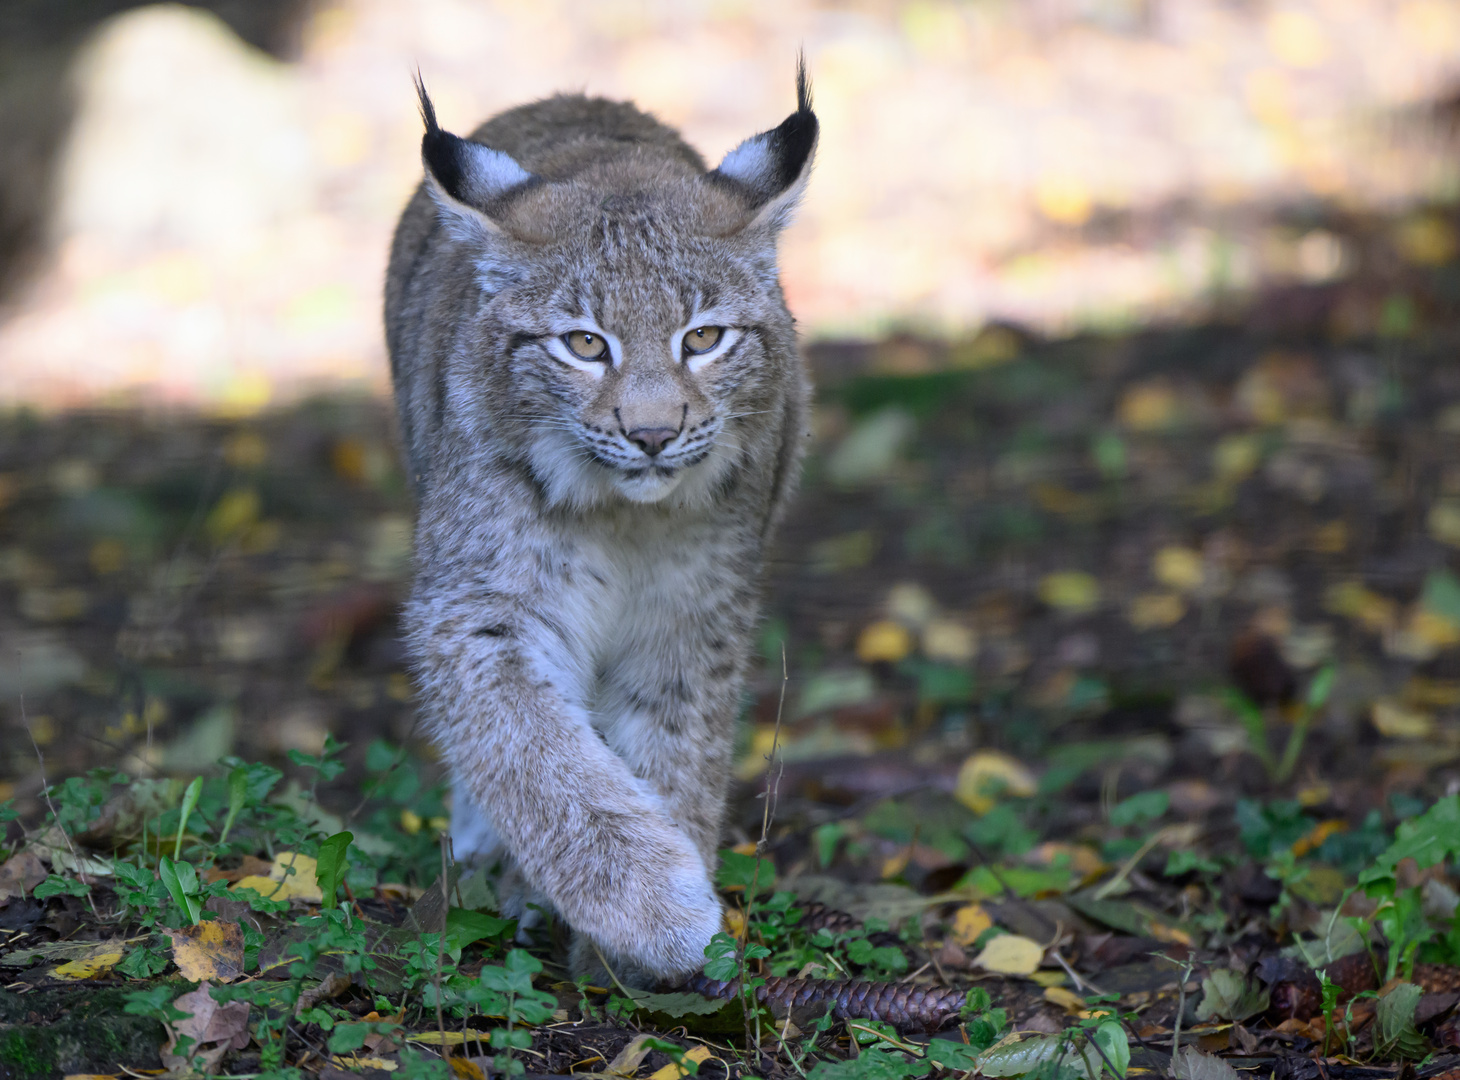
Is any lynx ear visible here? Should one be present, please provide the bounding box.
[416,76,535,238]
[710,57,818,232]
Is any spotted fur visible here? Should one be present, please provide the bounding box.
[383,67,816,982]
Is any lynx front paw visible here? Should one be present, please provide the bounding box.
[562,837,722,981]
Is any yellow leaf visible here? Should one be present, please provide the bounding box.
[955,751,1037,814]
[406,1030,469,1045]
[52,950,123,980]
[1152,547,1204,593]
[400,808,423,834]
[205,488,260,544]
[1212,434,1262,483]
[649,1045,714,1080]
[268,852,322,902]
[856,620,913,664]
[950,904,993,946]
[1324,582,1398,632]
[1126,592,1186,630]
[166,920,244,983]
[1396,215,1458,267]
[1117,382,1179,431]
[923,618,977,663]
[974,934,1044,975]
[1428,500,1460,546]
[723,908,747,941]
[1371,700,1436,739]
[1148,922,1193,946]
[1038,572,1100,614]
[449,1059,487,1080]
[1044,986,1086,1013]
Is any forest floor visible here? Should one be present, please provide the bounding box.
[2,201,1460,1078]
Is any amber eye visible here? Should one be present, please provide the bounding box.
[564,330,608,361]
[682,326,723,356]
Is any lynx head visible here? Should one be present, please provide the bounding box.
[415,67,816,507]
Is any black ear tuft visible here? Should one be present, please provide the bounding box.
[708,57,819,222]
[416,74,470,206]
[414,73,534,227]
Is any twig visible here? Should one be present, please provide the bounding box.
[742,644,791,1052]
[1092,825,1183,901]
[435,831,449,1051]
[1051,949,1105,996]
[591,940,642,1006]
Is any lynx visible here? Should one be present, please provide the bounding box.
[383,66,817,983]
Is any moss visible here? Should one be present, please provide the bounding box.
[0,988,165,1079]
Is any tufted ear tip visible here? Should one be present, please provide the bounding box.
[415,74,535,237]
[708,57,818,232]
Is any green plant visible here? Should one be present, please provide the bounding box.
[1226,663,1335,783]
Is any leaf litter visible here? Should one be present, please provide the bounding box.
[4,206,1460,1078]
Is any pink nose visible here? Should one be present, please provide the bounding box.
[627,427,678,456]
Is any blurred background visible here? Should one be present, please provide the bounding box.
[4,1,1460,868]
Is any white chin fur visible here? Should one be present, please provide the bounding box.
[613,469,686,503]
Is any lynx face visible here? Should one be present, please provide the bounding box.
[497,232,783,505]
[403,79,816,510]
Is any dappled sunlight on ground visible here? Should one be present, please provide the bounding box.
[2,0,1460,407]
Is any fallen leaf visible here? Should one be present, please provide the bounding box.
[1038,572,1101,614]
[51,947,123,980]
[165,920,244,983]
[974,933,1045,975]
[609,1033,658,1074]
[923,618,977,662]
[1429,500,1460,546]
[955,751,1037,814]
[162,980,250,1071]
[450,1058,487,1080]
[1172,1046,1241,1080]
[648,1044,713,1080]
[230,850,322,902]
[1118,381,1181,431]
[1153,546,1205,592]
[1044,986,1086,1013]
[0,849,48,899]
[1127,592,1186,629]
[1372,700,1436,739]
[950,903,993,946]
[856,620,914,664]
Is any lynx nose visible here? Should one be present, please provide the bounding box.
[626,427,679,456]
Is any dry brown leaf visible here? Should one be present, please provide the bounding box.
[165,919,244,983]
[162,980,250,1071]
[0,849,48,899]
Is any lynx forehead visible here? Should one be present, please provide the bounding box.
[385,64,816,983]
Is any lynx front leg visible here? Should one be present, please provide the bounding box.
[408,591,723,981]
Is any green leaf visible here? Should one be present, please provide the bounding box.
[219,766,249,844]
[716,849,775,894]
[1375,983,1429,1059]
[117,941,170,979]
[444,907,513,951]
[1194,969,1269,1023]
[976,1034,1101,1080]
[328,1023,371,1053]
[316,830,352,908]
[158,855,202,925]
[33,874,90,900]
[1108,791,1168,828]
[174,776,203,861]
[1305,664,1336,711]
[1091,1020,1129,1078]
[806,1046,930,1080]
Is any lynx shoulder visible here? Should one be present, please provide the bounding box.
[383,66,816,982]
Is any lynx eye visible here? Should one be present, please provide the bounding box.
[563,330,608,361]
[682,326,723,356]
